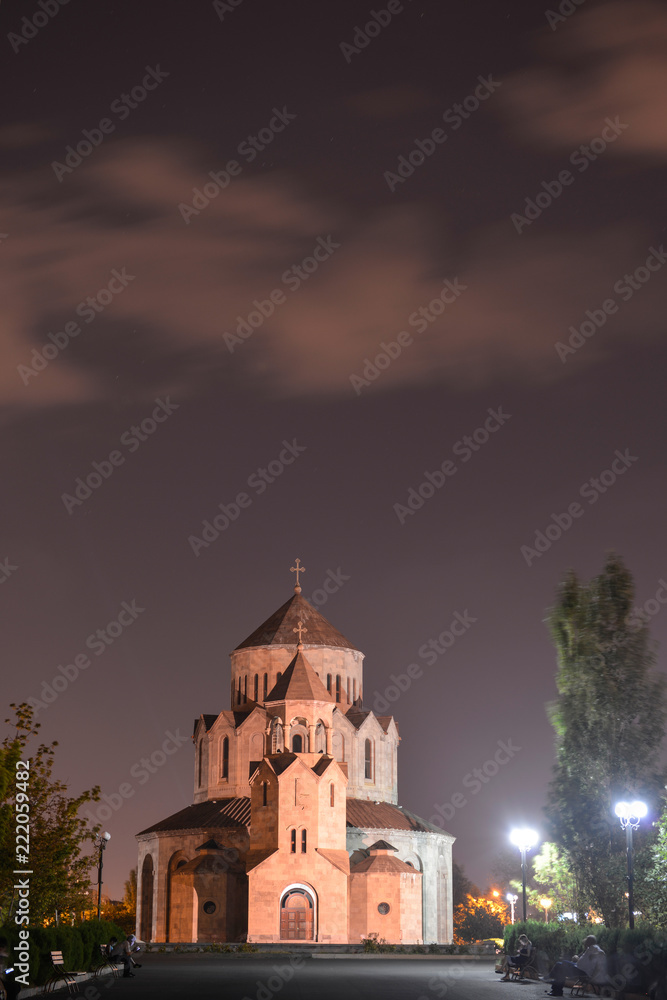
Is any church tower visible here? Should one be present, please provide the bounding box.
[136,561,454,945]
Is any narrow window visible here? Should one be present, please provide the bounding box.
[221,736,229,780]
[263,673,268,699]
[346,678,351,702]
[364,739,373,780]
[198,739,204,786]
[254,673,258,701]
[243,675,247,700]
[290,829,296,853]
[327,673,332,693]
[277,671,282,683]
[330,782,335,807]
[353,679,357,703]
[292,734,303,753]
[262,781,268,806]
[335,675,341,702]
[237,676,241,704]
[301,829,307,853]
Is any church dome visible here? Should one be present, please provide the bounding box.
[234,592,359,651]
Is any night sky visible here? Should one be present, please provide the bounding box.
[2,0,667,901]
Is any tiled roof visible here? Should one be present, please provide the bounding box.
[136,797,251,835]
[265,649,333,703]
[368,839,398,852]
[350,854,419,874]
[267,751,297,776]
[312,756,334,776]
[345,708,371,729]
[235,593,358,650]
[346,799,447,835]
[316,848,350,874]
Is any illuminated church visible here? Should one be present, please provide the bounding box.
[136,562,454,944]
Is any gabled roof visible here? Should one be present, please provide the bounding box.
[368,839,398,852]
[235,592,358,650]
[265,649,334,703]
[136,797,251,835]
[346,798,451,836]
[193,714,218,737]
[350,853,419,875]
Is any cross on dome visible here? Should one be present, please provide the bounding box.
[293,620,307,647]
[290,558,306,593]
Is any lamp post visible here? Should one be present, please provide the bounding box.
[507,893,518,924]
[510,828,538,924]
[614,800,647,929]
[540,897,552,923]
[95,832,111,921]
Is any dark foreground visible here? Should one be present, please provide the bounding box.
[82,954,528,1000]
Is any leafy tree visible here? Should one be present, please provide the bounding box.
[454,894,507,943]
[642,806,667,929]
[0,702,101,924]
[531,842,586,917]
[452,860,479,907]
[545,555,666,926]
[100,868,138,933]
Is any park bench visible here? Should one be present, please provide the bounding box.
[509,946,540,982]
[92,944,120,978]
[43,950,82,995]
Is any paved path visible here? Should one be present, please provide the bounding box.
[79,954,548,1000]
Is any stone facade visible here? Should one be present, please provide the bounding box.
[136,578,454,943]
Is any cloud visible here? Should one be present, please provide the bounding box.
[501,1,667,156]
[0,136,662,411]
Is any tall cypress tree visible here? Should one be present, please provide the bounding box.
[545,554,666,926]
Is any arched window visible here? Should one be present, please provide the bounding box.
[198,739,204,786]
[301,829,307,853]
[254,674,258,701]
[262,781,268,806]
[263,673,268,699]
[364,739,373,780]
[330,782,335,807]
[221,736,229,780]
[353,679,357,703]
[237,676,242,704]
[290,829,296,853]
[346,678,351,702]
[292,734,303,753]
[326,674,332,693]
[243,675,248,700]
[335,675,341,702]
[277,671,282,682]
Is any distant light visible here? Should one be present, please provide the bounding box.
[510,828,538,851]
[615,801,647,823]
[540,897,552,909]
[507,893,518,903]
[103,831,111,841]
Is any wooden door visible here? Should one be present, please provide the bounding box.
[280,890,314,940]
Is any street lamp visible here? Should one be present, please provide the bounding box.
[510,828,538,924]
[95,832,111,921]
[540,897,552,922]
[614,800,647,929]
[507,893,518,924]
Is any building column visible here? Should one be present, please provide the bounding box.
[308,723,316,751]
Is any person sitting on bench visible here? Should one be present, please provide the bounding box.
[546,935,607,997]
[500,934,532,980]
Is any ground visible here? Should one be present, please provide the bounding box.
[66,954,524,1000]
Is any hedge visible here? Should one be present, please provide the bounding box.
[503,920,667,991]
[0,919,124,986]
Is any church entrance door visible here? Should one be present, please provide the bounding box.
[280,888,314,940]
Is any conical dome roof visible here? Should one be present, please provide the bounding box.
[234,592,358,651]
[264,648,334,702]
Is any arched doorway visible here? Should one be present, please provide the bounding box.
[280,886,315,940]
[166,852,189,942]
[140,855,154,941]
